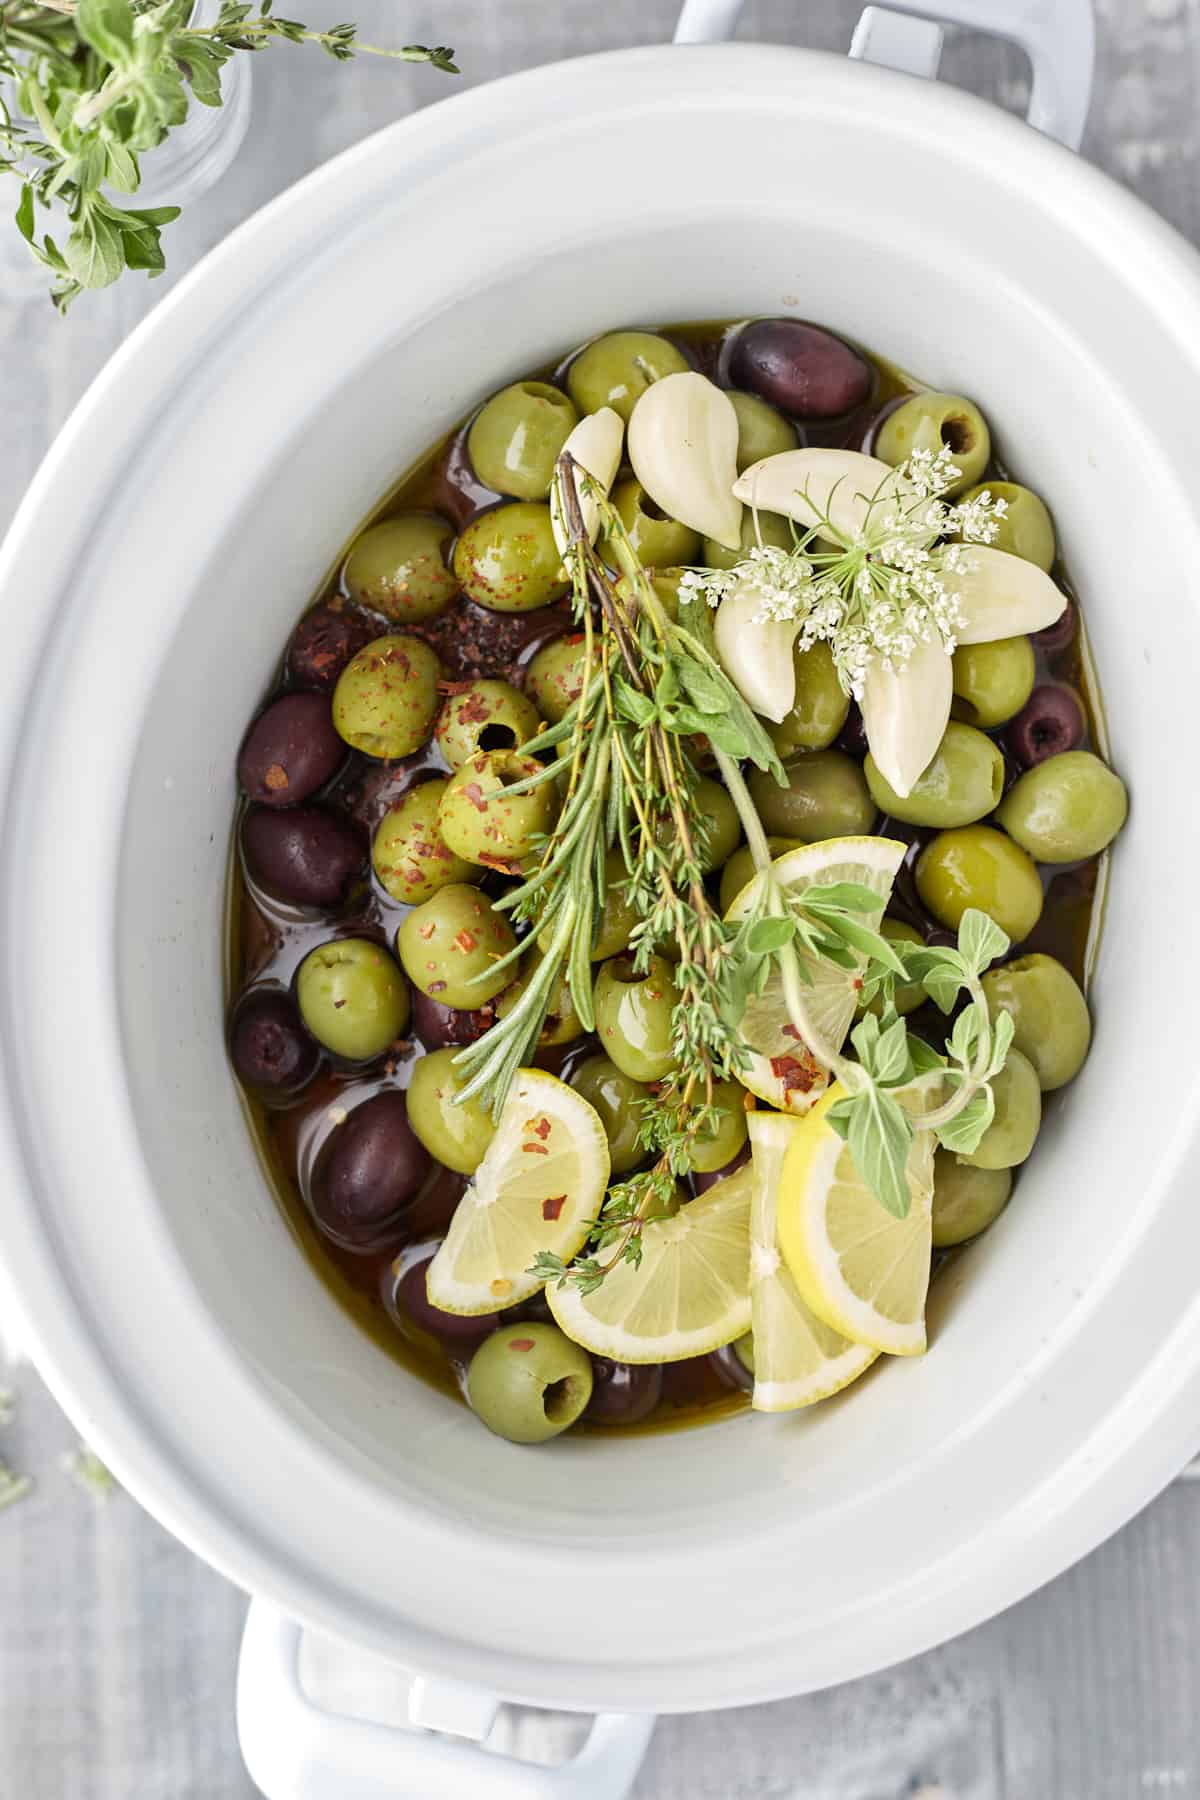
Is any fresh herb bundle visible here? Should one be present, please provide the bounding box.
[0,0,456,310]
[453,456,1015,1294]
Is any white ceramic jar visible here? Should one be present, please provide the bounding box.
[2,3,1200,1796]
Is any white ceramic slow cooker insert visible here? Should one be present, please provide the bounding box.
[2,2,1199,1788]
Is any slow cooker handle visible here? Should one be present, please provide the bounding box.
[674,0,1095,152]
[236,1599,655,1800]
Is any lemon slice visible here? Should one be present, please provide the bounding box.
[746,1112,877,1411]
[425,1070,609,1316]
[547,1164,753,1363]
[776,1078,940,1356]
[724,836,905,1114]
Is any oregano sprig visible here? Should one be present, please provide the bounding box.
[0,0,457,310]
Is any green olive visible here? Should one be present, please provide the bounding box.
[611,479,701,568]
[295,937,410,1062]
[372,778,479,905]
[875,391,990,495]
[496,948,583,1047]
[406,1046,497,1173]
[452,502,570,612]
[438,750,559,867]
[701,508,792,572]
[342,513,458,621]
[718,837,806,914]
[961,481,1055,571]
[434,680,539,771]
[951,636,1036,729]
[467,1322,593,1444]
[748,750,875,841]
[396,884,517,1008]
[915,825,1043,943]
[995,751,1129,864]
[865,721,1004,829]
[727,390,799,474]
[566,331,690,422]
[857,918,925,1018]
[332,635,443,759]
[960,1046,1041,1170]
[614,568,684,622]
[593,953,677,1083]
[980,953,1091,1091]
[694,776,742,872]
[466,381,579,500]
[731,1332,756,1375]
[769,641,850,757]
[688,1077,750,1174]
[591,848,638,959]
[526,634,588,723]
[570,1054,651,1174]
[931,1151,1012,1246]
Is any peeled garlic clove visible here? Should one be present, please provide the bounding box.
[860,636,953,800]
[733,448,900,542]
[550,406,624,554]
[953,546,1068,644]
[628,371,742,551]
[713,584,801,721]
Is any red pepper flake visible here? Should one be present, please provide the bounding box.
[418,922,437,940]
[333,998,346,1009]
[542,1196,566,1221]
[453,929,478,954]
[781,1024,802,1042]
[463,782,487,813]
[770,1053,821,1093]
[522,1142,549,1156]
[853,976,864,992]
[507,1336,536,1352]
[264,763,289,791]
[526,1115,551,1140]
[428,980,447,994]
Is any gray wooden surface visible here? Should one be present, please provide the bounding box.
[3,2,1199,1795]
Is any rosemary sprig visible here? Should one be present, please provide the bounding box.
[0,0,456,310]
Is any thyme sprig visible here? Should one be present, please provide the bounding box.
[0,0,456,310]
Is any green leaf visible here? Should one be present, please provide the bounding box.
[986,1007,1015,1078]
[958,908,1009,976]
[76,0,136,65]
[949,1002,983,1070]
[613,678,655,727]
[127,205,181,226]
[746,914,795,956]
[873,1014,912,1085]
[15,183,34,243]
[824,913,909,974]
[827,1087,914,1218]
[104,139,139,192]
[176,36,229,106]
[64,208,124,289]
[905,947,967,1014]
[655,661,680,707]
[906,1034,946,1076]
[801,881,889,914]
[936,1084,995,1155]
[677,658,731,714]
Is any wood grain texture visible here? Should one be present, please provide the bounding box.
[2,4,1199,1795]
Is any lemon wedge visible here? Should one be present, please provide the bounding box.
[425,1070,609,1316]
[547,1163,753,1363]
[724,836,905,1114]
[776,1078,940,1356]
[746,1112,878,1411]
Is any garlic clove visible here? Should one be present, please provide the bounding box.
[860,636,953,800]
[953,546,1068,644]
[628,371,742,550]
[713,583,802,721]
[733,448,901,542]
[550,406,624,554]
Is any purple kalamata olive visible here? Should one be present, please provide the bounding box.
[228,987,321,1096]
[410,988,494,1049]
[241,804,367,908]
[708,1339,755,1393]
[690,1142,752,1196]
[391,1241,500,1347]
[584,1359,664,1426]
[286,602,375,693]
[310,1090,430,1246]
[731,319,873,420]
[837,701,869,759]
[237,692,345,807]
[1030,597,1077,653]
[1006,684,1086,768]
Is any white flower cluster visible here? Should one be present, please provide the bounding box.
[681,446,1008,700]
